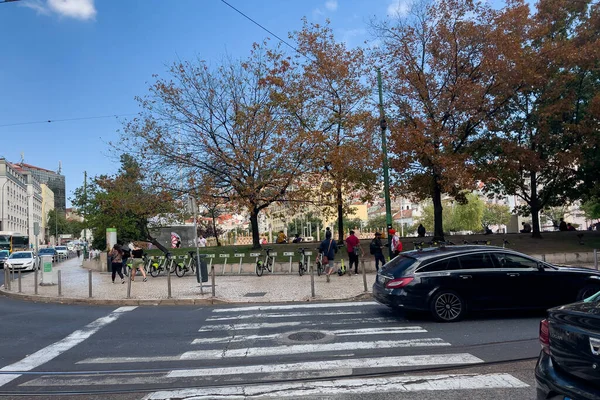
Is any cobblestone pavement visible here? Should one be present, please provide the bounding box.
[1,257,375,304]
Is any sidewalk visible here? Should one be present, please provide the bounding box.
[0,257,375,306]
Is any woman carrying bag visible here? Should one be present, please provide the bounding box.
[319,230,338,283]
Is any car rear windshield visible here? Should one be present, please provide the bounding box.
[381,255,417,275]
[39,249,54,253]
[56,247,67,250]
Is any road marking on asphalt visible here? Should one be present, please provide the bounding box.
[0,306,137,387]
[168,353,483,377]
[180,338,450,360]
[78,338,450,364]
[143,373,529,399]
[198,317,400,332]
[212,301,379,312]
[192,326,427,344]
[206,310,368,321]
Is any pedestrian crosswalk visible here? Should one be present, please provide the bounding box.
[19,301,531,398]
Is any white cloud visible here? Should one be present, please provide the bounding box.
[21,0,96,20]
[325,0,338,11]
[387,0,412,17]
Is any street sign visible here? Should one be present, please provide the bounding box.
[234,253,245,258]
[283,252,294,256]
[304,251,313,256]
[219,254,230,258]
[205,254,216,258]
[249,253,261,257]
[33,222,40,236]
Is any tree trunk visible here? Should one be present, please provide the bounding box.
[432,179,445,241]
[211,213,221,246]
[336,183,344,243]
[530,172,543,239]
[250,207,261,249]
[145,231,170,255]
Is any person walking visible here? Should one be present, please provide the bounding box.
[345,230,361,275]
[121,245,131,277]
[129,243,147,282]
[390,229,402,258]
[109,244,125,284]
[198,235,207,247]
[319,229,338,282]
[370,232,386,271]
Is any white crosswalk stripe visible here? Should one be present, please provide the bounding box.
[143,373,529,399]
[24,301,530,398]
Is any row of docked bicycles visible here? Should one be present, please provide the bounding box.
[256,247,324,277]
[127,252,197,278]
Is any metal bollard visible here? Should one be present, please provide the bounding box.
[34,266,38,295]
[167,263,172,299]
[4,267,8,290]
[542,254,546,262]
[58,270,62,297]
[7,267,11,291]
[595,249,598,270]
[18,270,22,293]
[127,272,132,299]
[361,259,367,292]
[88,270,92,298]
[211,265,216,297]
[310,256,315,299]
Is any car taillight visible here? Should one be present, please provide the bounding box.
[540,319,550,355]
[385,277,414,289]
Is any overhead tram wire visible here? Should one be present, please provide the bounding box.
[219,0,314,62]
[0,113,137,128]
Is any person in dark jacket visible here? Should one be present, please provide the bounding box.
[370,232,385,271]
[559,218,568,231]
[319,235,338,283]
[417,224,426,237]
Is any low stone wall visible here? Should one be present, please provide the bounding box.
[83,252,108,272]
[531,251,598,266]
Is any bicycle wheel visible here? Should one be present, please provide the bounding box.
[255,262,263,277]
[316,261,322,276]
[150,265,160,277]
[266,258,272,273]
[175,265,186,277]
[168,260,176,274]
[298,262,304,276]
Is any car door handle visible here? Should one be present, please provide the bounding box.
[507,273,520,277]
[459,275,472,279]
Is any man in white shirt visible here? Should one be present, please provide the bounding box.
[198,235,207,247]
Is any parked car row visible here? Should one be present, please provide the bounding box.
[0,246,70,271]
[372,245,600,399]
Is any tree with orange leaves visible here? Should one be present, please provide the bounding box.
[122,44,318,249]
[271,19,378,242]
[374,0,522,240]
[480,0,600,238]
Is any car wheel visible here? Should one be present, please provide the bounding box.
[577,285,600,301]
[430,290,465,322]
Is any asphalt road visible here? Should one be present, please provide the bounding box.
[0,295,545,399]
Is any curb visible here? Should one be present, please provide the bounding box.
[0,287,374,306]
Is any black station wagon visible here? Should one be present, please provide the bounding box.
[373,245,600,322]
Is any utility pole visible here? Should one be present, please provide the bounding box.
[83,171,88,257]
[377,68,393,259]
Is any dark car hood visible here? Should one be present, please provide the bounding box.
[554,265,600,275]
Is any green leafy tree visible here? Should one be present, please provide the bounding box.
[581,199,600,220]
[365,215,388,231]
[481,203,512,229]
[72,155,177,252]
[286,212,323,237]
[420,194,484,233]
[46,209,69,240]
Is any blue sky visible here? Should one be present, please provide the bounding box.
[0,0,406,206]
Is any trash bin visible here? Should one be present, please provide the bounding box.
[190,251,208,283]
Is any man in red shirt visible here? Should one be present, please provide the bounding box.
[345,230,361,275]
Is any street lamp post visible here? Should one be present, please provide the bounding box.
[377,68,393,259]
